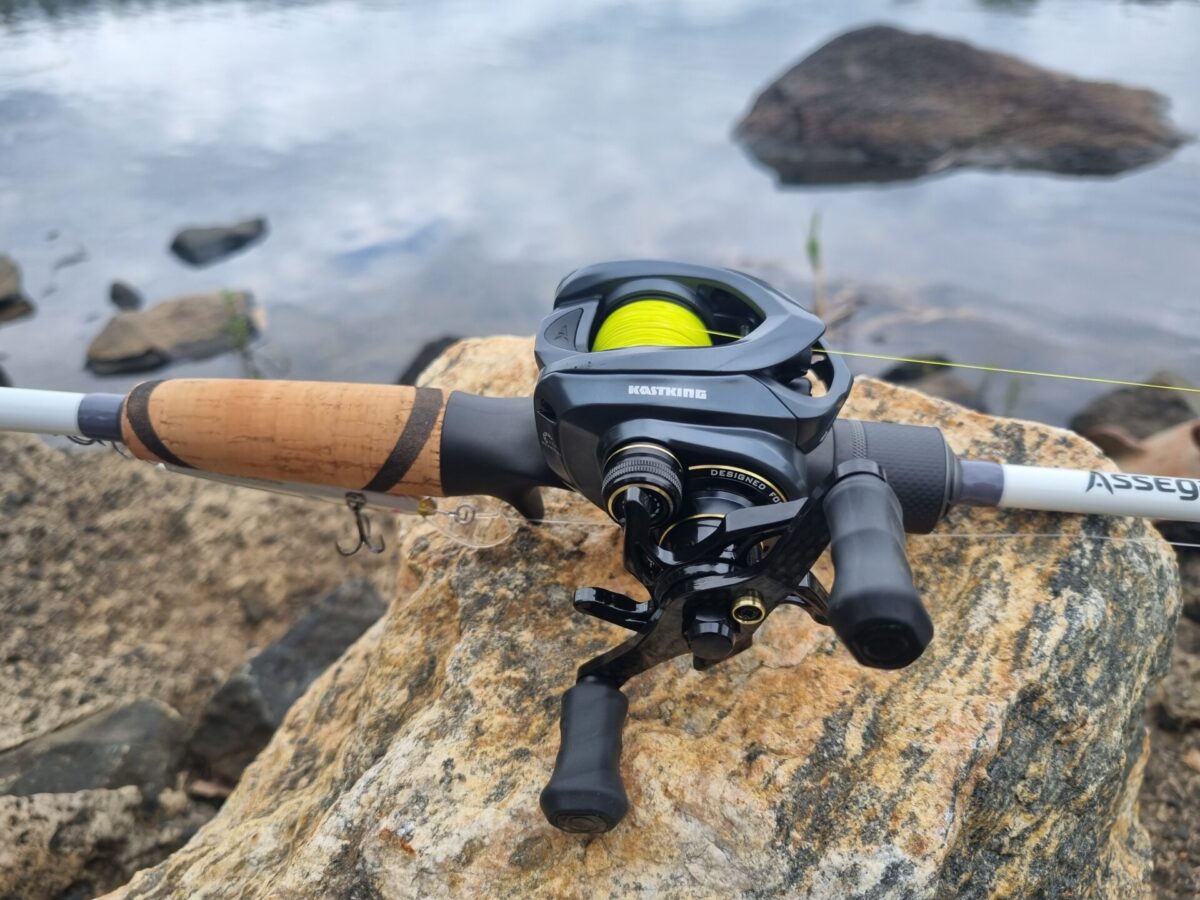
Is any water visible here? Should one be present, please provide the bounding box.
[2,0,1198,424]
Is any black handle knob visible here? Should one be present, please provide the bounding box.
[539,676,630,833]
[822,465,933,669]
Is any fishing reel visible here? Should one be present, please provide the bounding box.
[532,262,956,833]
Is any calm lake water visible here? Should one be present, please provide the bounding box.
[2,0,1198,424]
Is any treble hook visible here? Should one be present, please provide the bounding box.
[337,492,386,556]
[67,436,132,458]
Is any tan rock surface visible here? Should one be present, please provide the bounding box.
[115,337,1178,898]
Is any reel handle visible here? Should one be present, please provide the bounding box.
[823,462,933,669]
[539,676,630,833]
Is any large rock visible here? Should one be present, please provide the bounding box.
[115,336,1178,898]
[736,25,1187,184]
[169,218,268,267]
[0,254,34,324]
[879,355,987,413]
[85,291,260,375]
[189,579,387,784]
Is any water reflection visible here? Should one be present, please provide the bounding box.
[0,0,1197,424]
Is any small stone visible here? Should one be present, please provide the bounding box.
[880,356,987,412]
[1157,641,1200,730]
[169,217,268,267]
[85,291,258,375]
[0,699,186,796]
[186,778,232,801]
[0,254,34,325]
[1070,371,1200,440]
[109,280,144,311]
[0,787,212,898]
[1182,750,1200,774]
[736,25,1187,185]
[187,578,386,783]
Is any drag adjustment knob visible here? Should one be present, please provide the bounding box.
[601,444,683,526]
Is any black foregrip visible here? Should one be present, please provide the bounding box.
[823,469,933,669]
[807,420,957,534]
[540,677,629,833]
[440,393,561,518]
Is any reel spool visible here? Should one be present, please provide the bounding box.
[591,297,713,352]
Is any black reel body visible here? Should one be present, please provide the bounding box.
[531,261,954,833]
[534,260,852,509]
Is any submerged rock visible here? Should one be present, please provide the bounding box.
[109,279,144,311]
[169,217,268,267]
[85,290,259,375]
[736,25,1187,184]
[880,355,987,412]
[0,254,34,325]
[1070,370,1200,441]
[189,579,387,784]
[115,337,1178,898]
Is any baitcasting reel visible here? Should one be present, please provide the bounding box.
[532,262,956,833]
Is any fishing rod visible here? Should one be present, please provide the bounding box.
[1,260,1196,835]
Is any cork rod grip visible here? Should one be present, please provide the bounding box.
[119,379,446,497]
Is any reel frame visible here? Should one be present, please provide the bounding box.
[533,262,935,833]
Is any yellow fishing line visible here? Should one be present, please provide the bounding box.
[819,349,1200,395]
[590,308,1194,395]
[691,327,1197,396]
[593,299,712,351]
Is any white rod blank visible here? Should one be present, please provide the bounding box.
[0,388,85,436]
[999,464,1200,523]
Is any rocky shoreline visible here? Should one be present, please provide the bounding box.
[0,431,394,898]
